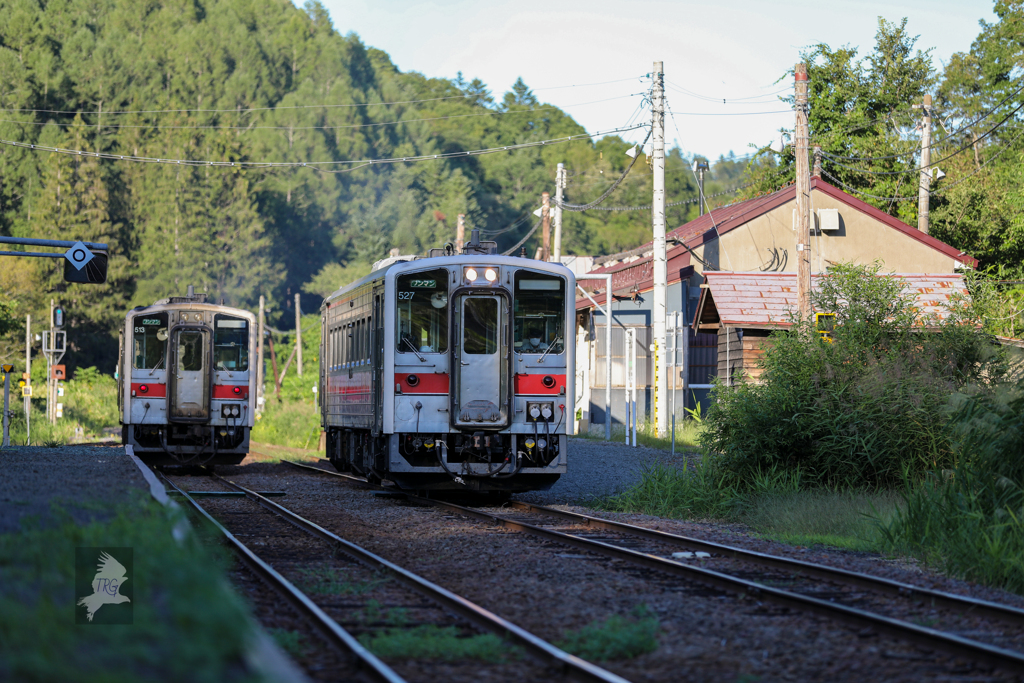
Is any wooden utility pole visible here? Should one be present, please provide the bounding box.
[456,214,465,252]
[652,60,667,437]
[256,295,265,415]
[795,63,812,323]
[295,292,303,377]
[540,192,551,261]
[552,164,565,261]
[917,94,932,234]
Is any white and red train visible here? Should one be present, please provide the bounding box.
[319,233,575,492]
[118,287,256,465]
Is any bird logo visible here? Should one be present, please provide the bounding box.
[77,551,131,622]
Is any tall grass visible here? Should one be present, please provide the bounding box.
[879,389,1024,593]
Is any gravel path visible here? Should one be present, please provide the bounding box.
[517,437,692,505]
[0,445,147,533]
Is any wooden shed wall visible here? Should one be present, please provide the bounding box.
[717,327,773,384]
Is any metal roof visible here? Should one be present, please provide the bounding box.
[579,177,977,309]
[693,272,969,330]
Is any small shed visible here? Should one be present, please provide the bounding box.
[692,272,970,384]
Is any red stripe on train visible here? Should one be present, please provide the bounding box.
[395,373,450,394]
[213,385,249,399]
[131,382,166,397]
[514,373,565,395]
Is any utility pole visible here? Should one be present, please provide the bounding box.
[295,293,303,377]
[795,63,812,323]
[918,94,932,234]
[24,314,31,443]
[540,192,551,261]
[694,159,709,216]
[552,164,565,262]
[257,295,265,416]
[456,214,465,253]
[652,60,668,436]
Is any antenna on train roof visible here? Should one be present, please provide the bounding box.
[461,228,498,256]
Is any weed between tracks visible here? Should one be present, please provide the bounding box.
[556,605,660,661]
[298,565,389,596]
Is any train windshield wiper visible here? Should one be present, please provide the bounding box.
[401,337,428,362]
[536,335,562,364]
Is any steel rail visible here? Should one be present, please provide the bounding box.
[283,462,1024,673]
[507,500,1024,627]
[156,471,406,683]
[213,471,631,683]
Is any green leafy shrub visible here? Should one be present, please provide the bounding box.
[700,262,1008,489]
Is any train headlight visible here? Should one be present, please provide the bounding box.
[465,267,478,282]
[484,268,497,282]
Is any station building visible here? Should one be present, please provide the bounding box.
[573,176,977,433]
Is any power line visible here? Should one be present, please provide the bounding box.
[533,76,648,91]
[665,81,790,104]
[0,123,648,170]
[556,129,653,212]
[821,97,1024,177]
[0,94,479,116]
[571,182,753,212]
[501,219,541,255]
[820,124,1024,202]
[0,95,638,133]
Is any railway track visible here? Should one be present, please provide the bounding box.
[284,459,1024,676]
[156,466,629,683]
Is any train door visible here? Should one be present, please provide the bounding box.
[168,326,211,422]
[452,293,509,427]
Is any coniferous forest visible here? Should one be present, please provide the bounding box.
[0,0,1022,370]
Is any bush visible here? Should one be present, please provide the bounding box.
[700,262,1009,490]
[879,389,1024,593]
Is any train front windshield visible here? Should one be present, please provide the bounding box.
[133,313,168,369]
[396,269,449,354]
[514,272,565,354]
[214,315,249,370]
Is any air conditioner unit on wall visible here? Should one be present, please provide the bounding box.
[817,208,840,232]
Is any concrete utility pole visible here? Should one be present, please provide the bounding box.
[295,292,303,377]
[795,63,812,323]
[918,94,932,234]
[813,146,822,177]
[552,163,565,262]
[540,192,551,261]
[456,214,465,252]
[24,314,31,442]
[257,295,265,415]
[652,60,668,436]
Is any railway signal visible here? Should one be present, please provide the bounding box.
[52,305,65,328]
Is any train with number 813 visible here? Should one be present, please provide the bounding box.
[117,287,257,465]
[319,230,575,492]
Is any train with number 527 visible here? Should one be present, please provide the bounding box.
[118,287,257,465]
[319,231,575,492]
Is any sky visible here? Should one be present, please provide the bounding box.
[308,0,997,163]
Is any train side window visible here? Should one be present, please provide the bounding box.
[214,315,249,371]
[132,313,168,369]
[513,272,565,354]
[396,268,448,354]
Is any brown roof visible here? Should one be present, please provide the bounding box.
[578,178,977,311]
[693,272,969,330]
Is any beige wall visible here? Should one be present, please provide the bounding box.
[692,189,960,275]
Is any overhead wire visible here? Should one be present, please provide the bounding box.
[556,128,653,212]
[0,122,648,170]
[0,94,639,133]
[501,219,542,256]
